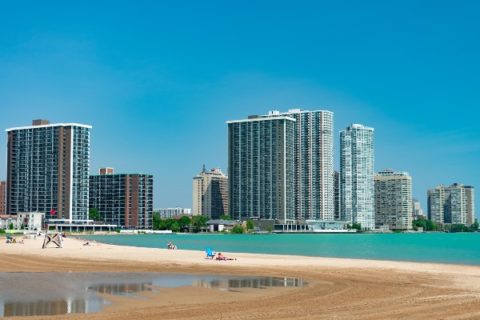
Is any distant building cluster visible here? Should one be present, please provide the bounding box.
[214,109,476,231]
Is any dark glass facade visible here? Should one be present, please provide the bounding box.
[89,174,153,229]
[228,117,295,223]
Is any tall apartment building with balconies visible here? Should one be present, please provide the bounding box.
[192,166,228,219]
[374,170,412,230]
[340,124,375,230]
[286,109,334,222]
[428,183,475,226]
[89,168,153,229]
[228,112,296,224]
[7,119,91,221]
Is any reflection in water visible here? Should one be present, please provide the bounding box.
[2,298,100,317]
[193,277,306,290]
[89,282,152,296]
[0,273,306,317]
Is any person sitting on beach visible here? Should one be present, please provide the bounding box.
[216,252,236,261]
[167,241,177,250]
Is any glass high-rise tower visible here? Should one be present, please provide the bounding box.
[7,119,91,221]
[227,113,296,224]
[340,124,375,230]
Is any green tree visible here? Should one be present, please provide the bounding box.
[246,220,255,231]
[231,224,244,234]
[89,208,102,221]
[425,219,438,231]
[450,224,468,233]
[191,215,208,232]
[170,221,181,232]
[347,223,362,232]
[178,216,192,229]
[470,219,479,232]
[219,214,231,220]
[153,212,162,230]
[412,218,427,231]
[9,223,14,230]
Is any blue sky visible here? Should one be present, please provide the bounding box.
[0,1,479,218]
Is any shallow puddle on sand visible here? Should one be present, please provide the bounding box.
[0,272,306,317]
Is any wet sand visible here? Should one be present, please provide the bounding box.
[1,236,480,319]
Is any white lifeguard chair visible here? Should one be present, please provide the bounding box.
[42,224,63,249]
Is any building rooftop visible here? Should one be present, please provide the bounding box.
[7,120,92,131]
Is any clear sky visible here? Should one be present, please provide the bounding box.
[0,1,479,218]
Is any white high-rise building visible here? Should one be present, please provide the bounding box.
[284,109,334,222]
[340,124,375,230]
[374,170,412,230]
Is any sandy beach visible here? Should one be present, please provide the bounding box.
[1,235,480,320]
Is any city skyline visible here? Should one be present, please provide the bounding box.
[0,2,479,218]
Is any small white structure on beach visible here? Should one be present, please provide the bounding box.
[17,212,45,231]
[0,215,18,230]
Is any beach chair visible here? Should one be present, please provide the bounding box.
[205,247,215,259]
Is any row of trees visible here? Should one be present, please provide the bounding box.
[152,213,257,233]
[412,217,479,232]
[152,213,208,232]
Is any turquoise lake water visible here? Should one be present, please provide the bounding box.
[82,233,480,265]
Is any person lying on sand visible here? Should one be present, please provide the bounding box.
[215,252,236,261]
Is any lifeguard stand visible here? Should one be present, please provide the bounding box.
[42,224,63,249]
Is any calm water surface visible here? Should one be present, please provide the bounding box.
[0,272,304,317]
[82,233,480,265]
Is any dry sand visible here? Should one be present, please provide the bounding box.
[1,235,480,319]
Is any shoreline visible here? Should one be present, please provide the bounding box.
[1,236,480,319]
[77,232,480,267]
